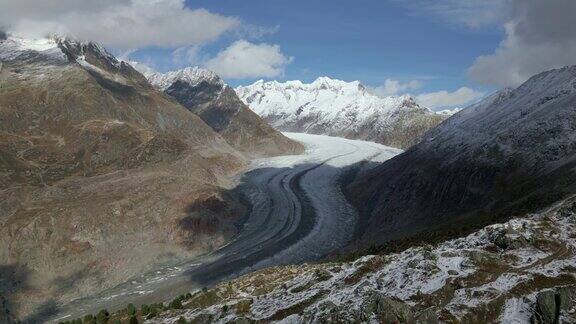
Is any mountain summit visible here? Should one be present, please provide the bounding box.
[236,77,447,149]
[140,65,304,157]
[145,66,224,91]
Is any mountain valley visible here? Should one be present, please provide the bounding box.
[1,4,576,322]
[0,36,297,321]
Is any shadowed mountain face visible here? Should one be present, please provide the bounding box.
[144,67,304,158]
[348,65,576,249]
[0,37,249,320]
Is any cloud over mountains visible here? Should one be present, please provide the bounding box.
[0,0,239,50]
[0,0,292,80]
[468,0,576,87]
[403,0,576,87]
[205,40,292,79]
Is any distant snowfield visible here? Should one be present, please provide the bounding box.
[251,132,402,170]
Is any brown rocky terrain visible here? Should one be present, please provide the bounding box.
[0,37,253,321]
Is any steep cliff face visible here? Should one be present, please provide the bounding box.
[0,36,248,320]
[142,66,304,158]
[348,65,576,248]
[236,77,448,149]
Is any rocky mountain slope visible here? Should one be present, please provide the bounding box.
[348,65,576,250]
[0,36,249,321]
[236,77,447,149]
[81,195,576,323]
[141,67,303,158]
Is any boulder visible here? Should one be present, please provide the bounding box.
[557,285,576,312]
[531,286,576,323]
[361,291,415,323]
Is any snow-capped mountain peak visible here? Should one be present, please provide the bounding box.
[0,34,128,74]
[141,66,224,91]
[0,35,66,61]
[58,37,120,65]
[236,78,446,149]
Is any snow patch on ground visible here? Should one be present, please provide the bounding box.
[0,36,67,61]
[499,293,537,324]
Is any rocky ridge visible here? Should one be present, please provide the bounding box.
[348,65,576,249]
[141,66,304,158]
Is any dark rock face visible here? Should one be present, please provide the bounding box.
[531,286,576,323]
[166,80,223,112]
[0,294,14,324]
[534,291,558,324]
[361,291,416,323]
[162,78,303,157]
[349,66,576,249]
[169,83,238,133]
[557,286,576,314]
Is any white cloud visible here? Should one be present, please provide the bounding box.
[237,24,280,40]
[205,40,292,79]
[367,78,482,110]
[403,0,576,87]
[416,87,484,109]
[368,79,423,97]
[128,60,157,76]
[468,0,576,87]
[395,0,509,28]
[1,0,240,50]
[172,45,204,66]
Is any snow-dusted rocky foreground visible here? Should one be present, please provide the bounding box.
[143,197,576,323]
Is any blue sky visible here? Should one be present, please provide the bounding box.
[6,0,574,109]
[126,0,505,108]
[186,0,502,90]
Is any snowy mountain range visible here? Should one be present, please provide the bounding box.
[143,66,224,91]
[236,77,448,149]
